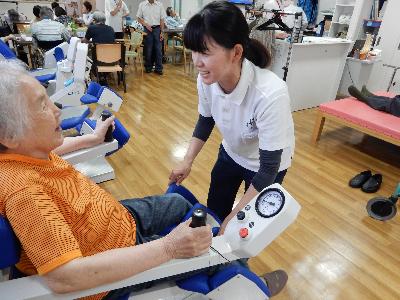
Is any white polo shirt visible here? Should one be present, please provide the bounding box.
[136,0,166,26]
[105,0,129,32]
[197,59,295,172]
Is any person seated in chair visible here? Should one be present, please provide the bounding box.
[54,6,72,26]
[83,11,115,44]
[31,5,42,24]
[348,85,400,117]
[165,7,183,29]
[31,6,71,48]
[0,60,288,299]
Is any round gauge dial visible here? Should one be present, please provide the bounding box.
[255,188,285,218]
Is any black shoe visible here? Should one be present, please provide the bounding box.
[348,85,367,102]
[361,174,382,193]
[145,68,152,73]
[154,70,163,75]
[349,170,372,188]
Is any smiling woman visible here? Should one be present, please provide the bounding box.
[170,1,295,235]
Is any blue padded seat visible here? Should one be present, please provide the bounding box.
[176,264,271,298]
[53,47,65,62]
[35,72,56,83]
[0,39,17,59]
[80,82,103,104]
[60,106,91,130]
[0,215,20,269]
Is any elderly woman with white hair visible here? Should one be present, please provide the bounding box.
[83,11,115,44]
[0,59,216,300]
[0,59,114,155]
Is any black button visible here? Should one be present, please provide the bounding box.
[249,221,254,228]
[245,205,251,211]
[237,211,245,220]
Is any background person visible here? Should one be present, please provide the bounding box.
[31,5,42,24]
[105,0,130,39]
[137,0,166,75]
[82,1,94,25]
[83,11,115,44]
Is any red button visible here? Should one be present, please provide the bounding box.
[239,228,249,238]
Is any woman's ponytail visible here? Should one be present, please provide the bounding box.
[245,38,271,69]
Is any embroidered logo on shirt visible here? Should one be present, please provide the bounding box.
[246,117,256,129]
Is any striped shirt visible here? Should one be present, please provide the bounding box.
[0,152,137,300]
[31,18,71,42]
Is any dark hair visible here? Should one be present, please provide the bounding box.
[166,7,173,17]
[51,2,60,9]
[83,1,93,12]
[33,5,41,18]
[7,9,20,22]
[184,1,271,68]
[54,6,67,17]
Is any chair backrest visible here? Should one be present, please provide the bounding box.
[0,39,16,59]
[95,43,123,65]
[14,22,30,34]
[0,215,20,269]
[129,31,143,48]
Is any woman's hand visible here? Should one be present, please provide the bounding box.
[169,159,193,185]
[92,115,115,145]
[217,212,234,236]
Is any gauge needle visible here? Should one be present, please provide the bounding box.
[268,202,275,206]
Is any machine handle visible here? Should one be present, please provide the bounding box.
[189,208,207,228]
[101,111,114,142]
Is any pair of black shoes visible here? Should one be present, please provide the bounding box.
[349,170,382,193]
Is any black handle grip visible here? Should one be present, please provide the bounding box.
[189,208,207,228]
[101,111,114,142]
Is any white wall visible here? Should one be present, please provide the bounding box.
[317,0,336,23]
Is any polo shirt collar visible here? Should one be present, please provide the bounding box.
[211,59,254,105]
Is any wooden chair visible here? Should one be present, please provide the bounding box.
[171,35,193,74]
[93,43,126,93]
[14,22,30,34]
[125,30,144,77]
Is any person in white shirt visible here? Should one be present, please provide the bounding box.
[105,0,130,39]
[136,0,166,75]
[82,1,94,26]
[169,2,295,236]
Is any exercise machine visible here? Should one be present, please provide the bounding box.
[0,183,300,299]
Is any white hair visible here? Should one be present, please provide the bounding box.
[0,59,30,150]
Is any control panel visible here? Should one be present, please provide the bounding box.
[223,183,301,258]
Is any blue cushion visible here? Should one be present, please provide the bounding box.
[60,106,91,130]
[35,73,56,83]
[176,272,211,295]
[54,47,65,62]
[0,215,20,269]
[86,81,102,97]
[166,183,199,206]
[209,265,271,298]
[0,39,16,59]
[80,94,99,105]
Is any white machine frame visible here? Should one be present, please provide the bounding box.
[62,122,119,183]
[0,184,301,300]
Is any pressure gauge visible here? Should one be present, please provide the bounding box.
[255,188,285,218]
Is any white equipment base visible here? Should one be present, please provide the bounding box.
[62,122,119,183]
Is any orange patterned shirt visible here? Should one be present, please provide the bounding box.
[0,152,136,300]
